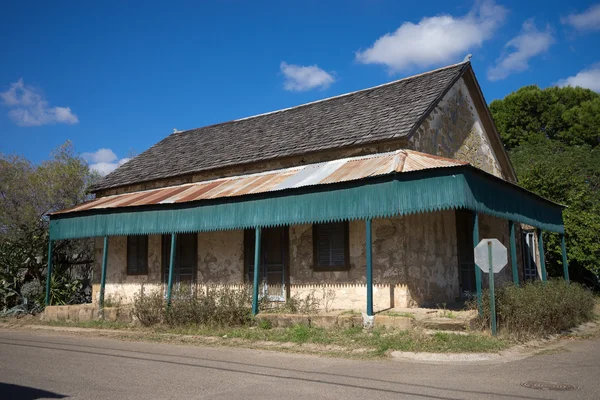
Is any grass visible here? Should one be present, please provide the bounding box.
[439,310,457,319]
[29,319,509,357]
[380,311,416,319]
[43,319,133,330]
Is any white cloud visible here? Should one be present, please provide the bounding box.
[556,64,600,92]
[0,78,78,126]
[82,148,130,176]
[562,4,600,31]
[280,62,335,91]
[487,20,554,81]
[355,1,507,73]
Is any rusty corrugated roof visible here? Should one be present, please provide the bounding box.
[54,150,467,215]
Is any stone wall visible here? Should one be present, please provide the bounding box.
[91,210,523,310]
[408,77,504,179]
[289,211,459,309]
[92,211,462,309]
[93,231,245,303]
[92,235,162,305]
[197,230,244,284]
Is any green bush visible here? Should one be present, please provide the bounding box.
[133,285,253,328]
[262,290,321,314]
[132,289,164,326]
[473,279,595,338]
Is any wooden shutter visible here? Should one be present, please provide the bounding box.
[127,235,148,275]
[313,222,349,270]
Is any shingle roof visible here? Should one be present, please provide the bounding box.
[91,62,468,192]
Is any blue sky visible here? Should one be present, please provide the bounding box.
[1,1,599,174]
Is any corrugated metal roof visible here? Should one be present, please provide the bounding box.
[54,150,467,215]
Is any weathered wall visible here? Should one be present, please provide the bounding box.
[92,235,162,304]
[289,211,459,309]
[93,231,245,303]
[408,77,504,179]
[197,230,244,284]
[92,211,520,310]
[93,211,461,309]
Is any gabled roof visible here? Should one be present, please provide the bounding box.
[91,62,469,192]
[57,150,467,215]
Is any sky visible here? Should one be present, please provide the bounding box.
[1,1,600,175]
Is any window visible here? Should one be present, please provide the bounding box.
[313,222,349,271]
[127,235,148,275]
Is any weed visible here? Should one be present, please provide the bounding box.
[382,311,415,319]
[258,318,272,330]
[470,279,595,339]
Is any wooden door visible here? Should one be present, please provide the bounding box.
[162,233,197,284]
[245,226,289,300]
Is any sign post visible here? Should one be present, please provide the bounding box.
[487,241,496,336]
[475,238,507,336]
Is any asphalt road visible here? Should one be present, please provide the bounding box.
[0,329,599,400]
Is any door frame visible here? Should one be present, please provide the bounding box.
[244,226,290,301]
[455,210,476,296]
[161,233,198,284]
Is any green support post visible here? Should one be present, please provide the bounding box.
[561,233,569,282]
[166,233,177,306]
[366,219,373,317]
[44,240,54,306]
[473,212,482,316]
[99,236,109,309]
[537,229,547,282]
[487,241,497,336]
[252,227,262,316]
[509,221,519,286]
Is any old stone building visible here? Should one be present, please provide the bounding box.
[48,61,566,315]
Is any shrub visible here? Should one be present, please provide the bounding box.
[132,289,164,326]
[134,285,254,328]
[265,291,322,314]
[473,279,596,338]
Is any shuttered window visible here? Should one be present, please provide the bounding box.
[127,235,148,275]
[313,222,349,271]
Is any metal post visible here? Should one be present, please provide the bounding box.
[537,229,547,282]
[252,227,262,315]
[366,219,373,317]
[509,221,519,286]
[561,233,569,283]
[473,212,482,316]
[99,236,109,309]
[488,241,497,336]
[44,240,54,306]
[166,233,177,306]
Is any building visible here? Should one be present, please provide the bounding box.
[47,61,567,316]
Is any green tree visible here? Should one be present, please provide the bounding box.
[510,141,600,279]
[0,141,99,310]
[490,85,600,150]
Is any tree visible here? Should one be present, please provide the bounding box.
[510,141,600,279]
[490,85,600,150]
[0,141,100,310]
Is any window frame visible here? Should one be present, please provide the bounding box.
[312,221,350,271]
[126,235,149,276]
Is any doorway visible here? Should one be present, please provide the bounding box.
[522,230,538,281]
[455,210,476,296]
[244,226,289,301]
[162,233,197,285]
